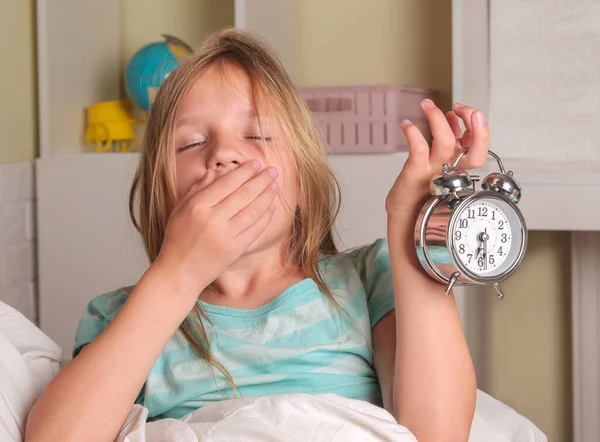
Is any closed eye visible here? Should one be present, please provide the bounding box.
[246,136,272,142]
[177,141,206,153]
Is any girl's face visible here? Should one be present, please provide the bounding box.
[173,63,298,255]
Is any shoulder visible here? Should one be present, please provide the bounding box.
[82,286,134,321]
[321,238,395,327]
[319,237,391,294]
[72,286,134,357]
[320,237,390,273]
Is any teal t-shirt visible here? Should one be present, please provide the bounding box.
[73,238,396,420]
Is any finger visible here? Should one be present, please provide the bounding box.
[219,167,278,219]
[460,110,489,169]
[202,160,263,207]
[400,119,429,172]
[446,111,470,157]
[445,111,463,138]
[421,99,456,166]
[452,103,476,154]
[460,131,474,150]
[229,181,278,236]
[170,169,217,218]
[452,103,477,134]
[235,203,276,250]
[176,169,215,209]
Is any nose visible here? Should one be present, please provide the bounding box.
[206,139,242,174]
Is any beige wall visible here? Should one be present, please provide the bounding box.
[121,0,233,64]
[297,0,453,111]
[0,0,37,163]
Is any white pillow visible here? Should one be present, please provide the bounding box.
[0,301,62,442]
[470,390,548,441]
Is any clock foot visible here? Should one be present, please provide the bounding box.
[445,271,461,295]
[494,283,504,299]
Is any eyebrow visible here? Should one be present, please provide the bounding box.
[176,109,259,128]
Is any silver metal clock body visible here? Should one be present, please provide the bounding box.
[414,150,528,298]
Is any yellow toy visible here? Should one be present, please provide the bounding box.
[85,100,144,153]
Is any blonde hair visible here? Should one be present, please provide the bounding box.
[129,28,343,389]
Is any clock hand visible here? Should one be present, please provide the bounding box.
[476,231,484,259]
[483,238,487,270]
[482,229,489,271]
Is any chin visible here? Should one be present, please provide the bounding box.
[244,223,292,259]
[245,232,285,256]
[241,206,295,258]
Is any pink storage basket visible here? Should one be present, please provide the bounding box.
[298,85,438,154]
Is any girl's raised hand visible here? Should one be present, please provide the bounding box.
[155,160,279,297]
[386,100,490,219]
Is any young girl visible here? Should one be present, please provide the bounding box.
[27,28,488,442]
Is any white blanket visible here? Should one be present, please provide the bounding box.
[115,391,548,442]
[116,394,416,442]
[0,301,547,442]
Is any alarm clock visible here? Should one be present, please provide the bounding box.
[414,150,527,299]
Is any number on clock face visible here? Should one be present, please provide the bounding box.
[453,200,512,275]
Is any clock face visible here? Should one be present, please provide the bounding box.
[451,197,523,278]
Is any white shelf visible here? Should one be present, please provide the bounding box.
[332,151,600,232]
[510,169,600,232]
[36,150,599,354]
[33,152,405,353]
[333,152,600,232]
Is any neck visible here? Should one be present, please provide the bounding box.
[204,240,304,306]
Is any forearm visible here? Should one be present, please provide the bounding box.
[25,265,201,442]
[388,215,476,441]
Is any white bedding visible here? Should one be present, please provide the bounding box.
[0,301,62,442]
[115,390,547,442]
[0,301,547,442]
[116,394,416,442]
[117,391,547,442]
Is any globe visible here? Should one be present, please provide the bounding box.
[124,34,192,111]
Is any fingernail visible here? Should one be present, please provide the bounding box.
[454,102,464,108]
[422,99,435,108]
[474,111,486,125]
[271,182,279,192]
[269,167,278,178]
[252,160,261,170]
[401,119,412,126]
[270,203,276,212]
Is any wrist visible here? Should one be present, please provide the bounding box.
[386,214,423,271]
[386,190,430,221]
[146,257,209,305]
[387,212,418,242]
[104,263,200,351]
